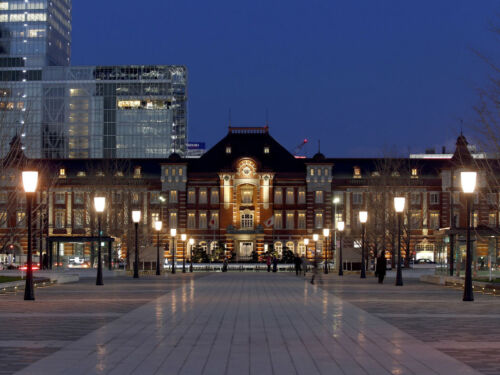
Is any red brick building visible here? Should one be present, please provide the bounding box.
[1,127,498,273]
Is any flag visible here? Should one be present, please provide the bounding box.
[264,215,274,227]
[209,216,216,228]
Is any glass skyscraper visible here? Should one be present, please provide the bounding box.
[0,1,188,159]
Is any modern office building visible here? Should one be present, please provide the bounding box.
[0,1,188,159]
[0,0,72,68]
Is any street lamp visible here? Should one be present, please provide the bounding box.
[189,238,194,272]
[22,170,38,301]
[170,228,177,274]
[359,211,367,279]
[181,234,187,273]
[323,228,330,274]
[132,210,141,279]
[155,220,162,276]
[461,171,477,302]
[94,196,106,286]
[337,221,345,276]
[333,196,340,271]
[394,197,405,286]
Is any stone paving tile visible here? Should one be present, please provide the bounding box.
[15,273,480,375]
[0,274,206,374]
[311,273,500,375]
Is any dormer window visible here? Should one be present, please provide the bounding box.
[353,166,361,178]
[77,171,86,177]
[226,146,232,154]
[115,171,124,177]
[264,146,270,154]
[96,171,105,177]
[411,168,418,179]
[134,166,141,178]
[59,168,66,178]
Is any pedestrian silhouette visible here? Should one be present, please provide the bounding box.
[375,253,387,284]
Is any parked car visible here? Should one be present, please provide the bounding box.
[416,258,434,264]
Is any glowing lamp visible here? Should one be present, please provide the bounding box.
[132,210,141,223]
[313,234,319,242]
[304,238,309,246]
[461,171,477,194]
[94,196,105,213]
[394,197,405,213]
[333,197,340,204]
[337,221,345,231]
[359,211,368,224]
[323,228,330,237]
[189,238,194,245]
[170,228,177,237]
[181,234,187,241]
[154,220,162,231]
[22,171,38,193]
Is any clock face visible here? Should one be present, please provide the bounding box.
[238,159,256,177]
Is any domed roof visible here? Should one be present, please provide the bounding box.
[168,152,181,161]
[312,152,325,161]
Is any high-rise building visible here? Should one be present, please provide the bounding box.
[0,1,189,159]
[0,0,72,67]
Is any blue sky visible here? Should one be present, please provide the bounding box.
[72,0,500,157]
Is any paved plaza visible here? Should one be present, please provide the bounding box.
[0,272,498,374]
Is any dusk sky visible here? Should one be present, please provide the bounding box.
[72,0,500,157]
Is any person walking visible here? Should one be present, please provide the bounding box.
[310,256,318,284]
[294,254,302,276]
[376,253,387,284]
[301,255,307,276]
[266,255,272,272]
[272,255,278,273]
[222,257,228,272]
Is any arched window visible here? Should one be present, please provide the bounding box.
[286,241,294,254]
[199,241,208,253]
[210,241,219,254]
[274,241,283,255]
[298,242,306,256]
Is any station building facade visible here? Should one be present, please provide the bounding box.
[1,126,499,274]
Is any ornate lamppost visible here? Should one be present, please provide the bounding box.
[461,171,477,302]
[337,221,345,276]
[359,211,367,278]
[323,228,330,274]
[170,228,177,274]
[394,197,405,286]
[155,220,162,276]
[132,210,141,279]
[181,234,187,273]
[189,238,194,272]
[22,171,38,301]
[94,196,106,286]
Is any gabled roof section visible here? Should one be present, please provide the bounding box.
[188,127,305,173]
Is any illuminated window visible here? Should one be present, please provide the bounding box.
[286,241,294,253]
[410,211,421,228]
[298,242,306,255]
[264,146,270,154]
[55,210,65,229]
[286,212,294,229]
[315,191,323,204]
[298,212,306,229]
[26,13,46,21]
[134,166,141,178]
[178,168,183,176]
[117,100,141,109]
[10,14,26,22]
[169,212,177,228]
[77,171,86,177]
[199,212,207,229]
[59,168,66,178]
[16,211,26,227]
[150,192,160,204]
[274,212,282,229]
[274,188,282,204]
[199,189,208,204]
[353,166,361,178]
[274,242,283,255]
[411,168,418,178]
[210,188,219,204]
[314,212,323,229]
[55,193,65,204]
[241,188,253,204]
[429,212,439,229]
[429,192,439,205]
[298,188,306,204]
[241,212,253,229]
[226,146,231,154]
[132,193,140,204]
[188,188,195,204]
[187,212,195,229]
[74,193,84,205]
[310,169,314,176]
[210,212,219,228]
[489,212,497,227]
[286,188,294,204]
[0,3,7,10]
[169,190,178,203]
